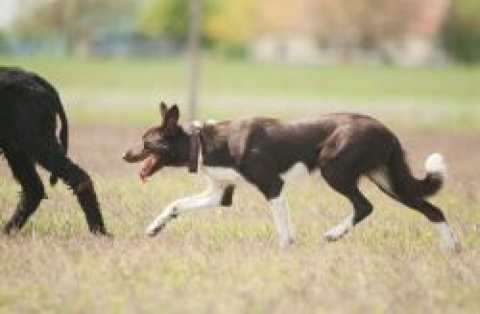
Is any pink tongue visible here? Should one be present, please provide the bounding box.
[140,171,148,183]
[139,156,154,183]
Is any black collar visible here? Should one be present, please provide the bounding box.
[188,127,201,173]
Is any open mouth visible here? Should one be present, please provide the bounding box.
[140,154,162,182]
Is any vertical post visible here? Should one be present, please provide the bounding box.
[63,0,77,55]
[188,0,201,120]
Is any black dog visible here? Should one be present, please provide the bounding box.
[0,67,107,235]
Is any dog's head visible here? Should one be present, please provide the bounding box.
[123,102,189,181]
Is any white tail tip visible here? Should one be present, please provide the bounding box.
[425,153,447,178]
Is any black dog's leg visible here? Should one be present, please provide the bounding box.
[4,152,46,234]
[34,141,108,235]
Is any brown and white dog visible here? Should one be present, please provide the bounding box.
[123,102,460,251]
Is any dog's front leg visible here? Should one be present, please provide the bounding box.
[269,192,295,248]
[145,184,228,236]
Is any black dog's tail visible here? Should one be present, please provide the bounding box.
[32,73,69,186]
[49,90,69,186]
[54,91,69,155]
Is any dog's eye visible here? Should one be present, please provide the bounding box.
[144,140,158,149]
[145,140,169,152]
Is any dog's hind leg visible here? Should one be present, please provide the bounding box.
[323,186,372,241]
[33,140,108,235]
[369,159,460,251]
[320,160,373,242]
[397,196,460,252]
[316,132,374,242]
[3,151,46,234]
[416,201,460,251]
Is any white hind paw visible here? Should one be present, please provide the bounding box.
[324,215,353,242]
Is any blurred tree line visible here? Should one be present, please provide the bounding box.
[4,0,480,63]
[12,0,134,56]
[135,0,256,57]
[9,0,255,58]
[139,0,480,63]
[442,0,480,63]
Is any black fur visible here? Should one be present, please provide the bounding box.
[0,67,108,235]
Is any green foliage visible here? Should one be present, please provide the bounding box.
[139,0,190,41]
[138,0,216,42]
[442,0,480,63]
[138,0,254,56]
[204,0,255,43]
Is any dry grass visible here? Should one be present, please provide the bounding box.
[1,124,479,313]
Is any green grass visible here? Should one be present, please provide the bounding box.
[1,170,479,313]
[2,56,480,101]
[1,56,479,131]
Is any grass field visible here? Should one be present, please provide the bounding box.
[0,57,479,313]
[1,56,480,130]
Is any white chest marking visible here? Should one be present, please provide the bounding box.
[197,135,241,183]
[201,166,241,183]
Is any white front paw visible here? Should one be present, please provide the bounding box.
[324,226,348,242]
[445,240,462,253]
[145,219,167,237]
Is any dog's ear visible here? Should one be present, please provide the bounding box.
[159,101,168,118]
[165,104,180,127]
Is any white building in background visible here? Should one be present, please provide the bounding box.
[0,0,19,29]
[252,0,451,65]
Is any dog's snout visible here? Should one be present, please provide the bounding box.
[123,145,149,163]
[123,151,133,162]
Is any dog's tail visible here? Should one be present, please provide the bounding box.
[54,91,69,156]
[49,89,69,186]
[32,74,69,186]
[386,140,446,200]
